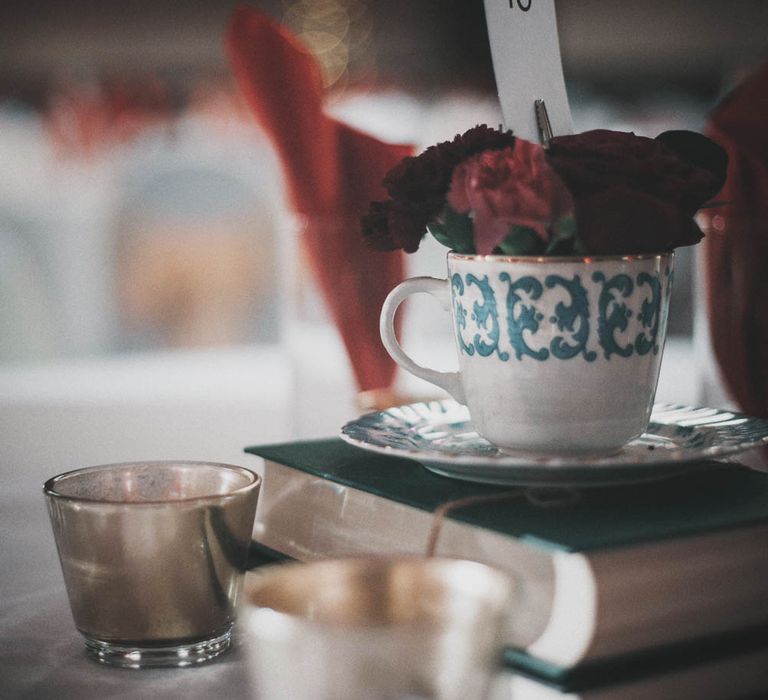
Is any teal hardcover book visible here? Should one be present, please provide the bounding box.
[499,626,768,699]
[245,538,768,699]
[245,438,768,668]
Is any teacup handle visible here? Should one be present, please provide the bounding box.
[380,277,466,405]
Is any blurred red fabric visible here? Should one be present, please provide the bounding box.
[705,61,768,418]
[226,6,412,393]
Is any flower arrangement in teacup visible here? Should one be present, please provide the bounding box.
[362,125,727,257]
[366,126,728,456]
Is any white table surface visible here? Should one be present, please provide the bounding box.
[1,492,257,699]
[0,345,354,699]
[0,337,746,698]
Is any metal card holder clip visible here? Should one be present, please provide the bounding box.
[535,99,554,146]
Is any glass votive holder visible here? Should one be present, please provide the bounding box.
[44,461,260,668]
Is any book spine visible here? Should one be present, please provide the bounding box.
[254,459,557,648]
[254,458,768,668]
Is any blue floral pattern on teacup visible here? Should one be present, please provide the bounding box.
[451,265,671,363]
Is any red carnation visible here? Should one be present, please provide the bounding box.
[447,140,574,254]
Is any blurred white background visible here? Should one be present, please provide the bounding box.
[1,0,765,494]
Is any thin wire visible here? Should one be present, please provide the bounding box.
[425,487,582,557]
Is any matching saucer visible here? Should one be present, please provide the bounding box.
[340,400,768,486]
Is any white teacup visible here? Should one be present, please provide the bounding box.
[380,252,674,456]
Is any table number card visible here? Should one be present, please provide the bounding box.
[483,0,573,142]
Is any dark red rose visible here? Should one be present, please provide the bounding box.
[383,144,453,206]
[574,187,703,255]
[450,124,517,162]
[361,200,432,253]
[384,125,516,202]
[547,129,726,211]
[549,131,664,194]
[546,129,726,252]
[364,124,515,252]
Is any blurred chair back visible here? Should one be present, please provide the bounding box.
[111,136,285,352]
[0,214,60,362]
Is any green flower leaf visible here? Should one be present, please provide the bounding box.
[426,221,452,248]
[429,206,475,253]
[545,214,584,255]
[494,226,546,256]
